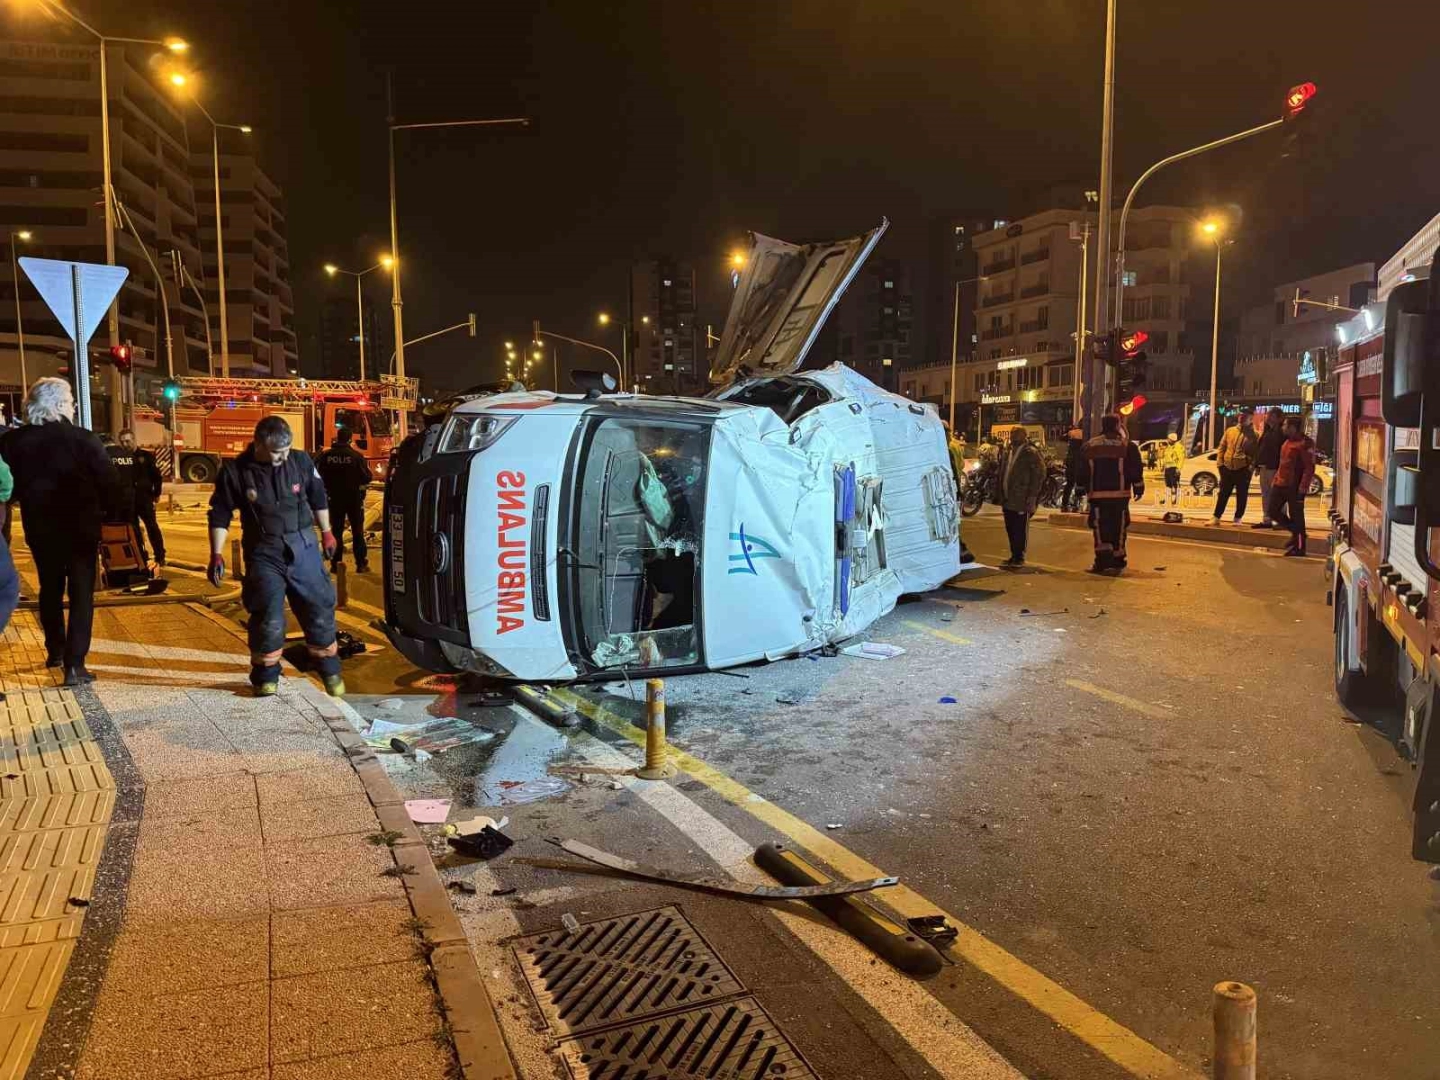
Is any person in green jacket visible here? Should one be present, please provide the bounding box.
[1160,432,1186,505]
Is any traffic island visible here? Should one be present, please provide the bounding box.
[1046,511,1296,549]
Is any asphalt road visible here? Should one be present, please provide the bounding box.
[143,502,1437,1079]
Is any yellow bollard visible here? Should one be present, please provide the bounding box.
[1212,981,1256,1080]
[636,678,677,780]
[335,561,348,609]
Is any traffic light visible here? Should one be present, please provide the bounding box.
[1094,331,1114,364]
[109,344,132,373]
[1115,329,1149,401]
[1283,81,1317,121]
[1281,81,1317,158]
[161,378,181,403]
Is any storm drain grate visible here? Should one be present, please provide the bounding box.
[556,996,817,1080]
[513,906,745,1036]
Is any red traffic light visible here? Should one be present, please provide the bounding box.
[1118,330,1149,357]
[1284,82,1317,119]
[1117,395,1148,416]
[109,344,132,372]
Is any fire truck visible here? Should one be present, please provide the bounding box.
[1328,252,1440,863]
[151,376,415,484]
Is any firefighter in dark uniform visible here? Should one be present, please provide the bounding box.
[1083,414,1145,574]
[206,416,345,697]
[314,428,371,573]
[110,429,166,566]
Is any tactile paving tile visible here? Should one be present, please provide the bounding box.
[555,996,819,1080]
[513,906,745,1036]
[0,791,114,834]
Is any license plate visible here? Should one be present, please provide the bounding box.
[389,505,406,594]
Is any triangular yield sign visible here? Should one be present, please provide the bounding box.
[19,257,129,344]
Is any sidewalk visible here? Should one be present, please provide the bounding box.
[0,601,515,1080]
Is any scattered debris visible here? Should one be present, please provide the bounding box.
[483,777,571,806]
[940,610,955,622]
[366,716,496,757]
[366,830,403,847]
[1053,628,1068,634]
[907,915,960,948]
[376,697,405,711]
[67,897,90,908]
[449,826,514,861]
[609,780,624,791]
[380,865,412,878]
[492,886,518,897]
[561,913,581,934]
[1020,608,1068,617]
[446,880,478,895]
[839,641,906,660]
[818,643,841,658]
[547,837,899,899]
[1153,566,1167,571]
[938,696,958,704]
[335,630,366,659]
[1089,609,1108,618]
[776,692,813,705]
[404,798,452,824]
[826,823,844,830]
[444,814,508,838]
[713,669,752,679]
[467,690,513,708]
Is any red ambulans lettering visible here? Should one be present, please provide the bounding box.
[495,471,527,634]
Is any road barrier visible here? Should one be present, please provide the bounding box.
[636,678,676,780]
[1212,981,1256,1080]
[230,537,243,581]
[335,561,348,609]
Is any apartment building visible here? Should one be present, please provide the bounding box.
[827,257,913,391]
[949,205,1204,438]
[191,139,298,376]
[631,258,699,393]
[923,211,997,367]
[0,37,210,421]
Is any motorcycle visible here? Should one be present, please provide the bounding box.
[959,457,994,517]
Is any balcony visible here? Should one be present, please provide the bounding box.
[981,292,1014,308]
[981,258,1015,275]
[1019,282,1049,299]
[1020,247,1050,266]
[979,324,1013,341]
[1018,319,1049,334]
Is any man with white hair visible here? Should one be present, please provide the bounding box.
[1,377,118,685]
[206,415,344,697]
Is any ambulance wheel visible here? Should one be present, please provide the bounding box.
[181,456,217,484]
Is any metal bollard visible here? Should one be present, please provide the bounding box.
[230,537,243,582]
[1213,981,1256,1080]
[335,561,348,609]
[636,678,677,780]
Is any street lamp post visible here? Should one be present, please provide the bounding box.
[32,2,186,428]
[324,258,391,382]
[598,312,629,388]
[1089,0,1117,428]
[1201,222,1233,450]
[946,274,988,433]
[535,330,623,388]
[9,230,31,392]
[179,88,251,379]
[386,74,528,438]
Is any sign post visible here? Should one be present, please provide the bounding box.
[18,257,128,430]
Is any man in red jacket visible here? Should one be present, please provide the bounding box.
[1269,416,1316,557]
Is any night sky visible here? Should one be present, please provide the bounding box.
[59,2,1440,389]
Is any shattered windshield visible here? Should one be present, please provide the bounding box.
[571,416,711,671]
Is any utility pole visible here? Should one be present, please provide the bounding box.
[1072,221,1090,426]
[1090,0,1117,428]
[947,279,960,433]
[386,71,407,438]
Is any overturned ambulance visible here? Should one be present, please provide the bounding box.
[381,221,964,680]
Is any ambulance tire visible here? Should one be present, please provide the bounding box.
[1335,588,1397,711]
[181,455,217,484]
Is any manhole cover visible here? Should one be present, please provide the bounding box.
[513,906,744,1035]
[556,996,817,1080]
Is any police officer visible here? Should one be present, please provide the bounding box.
[206,416,344,697]
[110,429,166,566]
[314,428,371,573]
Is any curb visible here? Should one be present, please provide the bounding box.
[17,582,241,610]
[183,603,520,1080]
[1046,511,1297,549]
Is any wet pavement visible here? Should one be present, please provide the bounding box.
[156,502,1439,1080]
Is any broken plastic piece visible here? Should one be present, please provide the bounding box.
[840,641,905,660]
[561,913,581,934]
[547,837,899,899]
[492,886,517,897]
[906,915,959,948]
[448,825,514,860]
[938,696,958,704]
[446,880,478,894]
[404,798,452,824]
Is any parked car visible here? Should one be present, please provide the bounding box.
[381,222,969,681]
[1181,447,1331,497]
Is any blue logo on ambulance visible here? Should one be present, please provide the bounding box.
[728,523,780,575]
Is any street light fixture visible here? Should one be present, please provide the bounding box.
[597,311,631,388]
[10,229,33,392]
[1198,218,1233,450]
[322,260,392,381]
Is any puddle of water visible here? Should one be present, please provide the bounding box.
[474,712,574,807]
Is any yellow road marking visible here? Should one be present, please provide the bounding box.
[901,619,973,645]
[341,596,386,620]
[549,688,1201,1080]
[1063,679,1176,722]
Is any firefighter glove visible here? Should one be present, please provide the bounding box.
[321,530,338,561]
[207,553,225,587]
